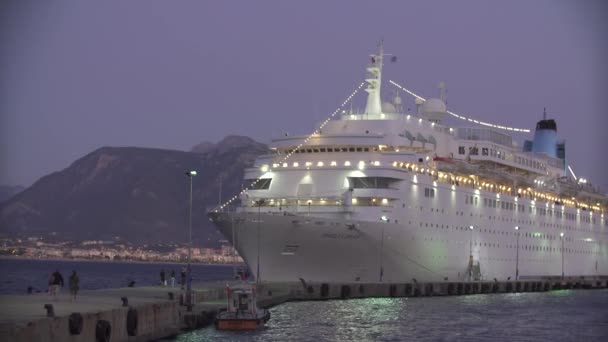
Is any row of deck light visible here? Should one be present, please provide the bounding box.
[389,80,531,133]
[266,159,383,170]
[215,82,365,212]
[395,160,604,214]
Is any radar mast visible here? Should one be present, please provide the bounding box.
[364,41,384,115]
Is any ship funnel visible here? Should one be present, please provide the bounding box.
[531,108,558,158]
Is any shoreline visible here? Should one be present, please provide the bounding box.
[0,255,245,267]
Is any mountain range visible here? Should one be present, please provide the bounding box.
[0,186,25,203]
[0,136,267,247]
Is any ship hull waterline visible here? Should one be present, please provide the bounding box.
[209,212,602,284]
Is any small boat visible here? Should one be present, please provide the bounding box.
[215,283,270,331]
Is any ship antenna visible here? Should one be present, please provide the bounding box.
[543,107,547,120]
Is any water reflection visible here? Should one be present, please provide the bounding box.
[172,289,608,342]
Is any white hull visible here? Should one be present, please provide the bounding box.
[211,209,607,283]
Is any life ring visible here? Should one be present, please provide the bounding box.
[68,313,83,335]
[95,320,111,342]
[127,308,138,336]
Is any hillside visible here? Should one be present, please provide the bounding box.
[0,136,267,247]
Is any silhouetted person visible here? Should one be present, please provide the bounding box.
[170,270,176,288]
[160,269,166,287]
[180,267,186,290]
[69,271,79,301]
[49,269,64,300]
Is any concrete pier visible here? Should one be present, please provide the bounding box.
[1,277,606,341]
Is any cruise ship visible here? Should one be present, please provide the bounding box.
[209,44,607,283]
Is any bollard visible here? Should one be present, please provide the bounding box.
[121,297,129,307]
[44,304,54,317]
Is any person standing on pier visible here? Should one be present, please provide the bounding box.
[69,271,79,301]
[170,270,176,288]
[49,269,64,300]
[160,269,166,287]
[180,267,186,290]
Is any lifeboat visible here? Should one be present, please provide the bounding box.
[214,283,270,331]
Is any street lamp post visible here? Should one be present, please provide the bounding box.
[185,170,197,311]
[560,232,565,280]
[514,226,520,281]
[469,225,474,281]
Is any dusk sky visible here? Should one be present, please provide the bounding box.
[1,1,607,191]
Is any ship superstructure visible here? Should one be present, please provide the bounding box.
[209,44,607,283]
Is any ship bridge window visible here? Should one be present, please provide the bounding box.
[245,178,272,190]
[349,177,396,189]
[458,146,465,155]
[482,148,489,156]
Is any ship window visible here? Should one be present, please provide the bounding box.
[482,148,489,156]
[356,147,362,152]
[313,148,319,153]
[245,178,272,190]
[469,147,479,155]
[364,148,369,152]
[349,147,355,152]
[327,148,333,152]
[320,148,326,152]
[307,149,312,153]
[349,177,396,189]
[458,146,465,155]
